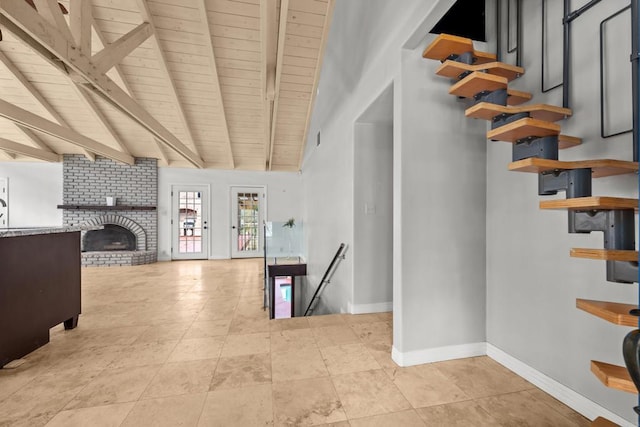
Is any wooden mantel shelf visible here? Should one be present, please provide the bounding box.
[57,205,156,211]
[591,360,638,394]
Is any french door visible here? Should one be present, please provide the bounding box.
[171,185,209,260]
[230,186,265,258]
[0,178,7,228]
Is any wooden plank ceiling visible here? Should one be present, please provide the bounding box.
[0,0,334,171]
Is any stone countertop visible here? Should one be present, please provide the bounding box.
[0,225,102,238]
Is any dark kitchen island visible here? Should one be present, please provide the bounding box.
[0,226,93,368]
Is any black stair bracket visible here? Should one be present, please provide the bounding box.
[491,112,530,129]
[569,209,637,283]
[513,136,559,161]
[607,260,639,284]
[473,88,507,106]
[538,168,591,198]
[447,51,475,65]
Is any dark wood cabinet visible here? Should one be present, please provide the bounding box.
[0,231,81,367]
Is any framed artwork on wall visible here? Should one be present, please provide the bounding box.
[0,178,7,229]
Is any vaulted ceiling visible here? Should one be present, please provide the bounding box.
[0,0,334,171]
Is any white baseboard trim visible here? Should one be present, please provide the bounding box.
[391,342,487,367]
[209,255,228,260]
[348,301,393,314]
[487,344,634,427]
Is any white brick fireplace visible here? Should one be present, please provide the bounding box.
[61,155,158,267]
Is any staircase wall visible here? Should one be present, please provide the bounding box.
[394,43,487,362]
[486,0,637,422]
[301,0,489,361]
[301,0,459,315]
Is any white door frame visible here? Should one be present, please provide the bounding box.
[230,185,266,258]
[171,184,210,260]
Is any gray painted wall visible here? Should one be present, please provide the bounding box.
[487,0,637,422]
[301,0,457,315]
[395,44,487,355]
[353,122,393,311]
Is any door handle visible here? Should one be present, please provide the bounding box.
[232,226,236,229]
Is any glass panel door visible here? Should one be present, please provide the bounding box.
[0,178,7,229]
[171,185,208,260]
[231,187,264,258]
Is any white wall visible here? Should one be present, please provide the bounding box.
[0,162,62,227]
[353,122,393,312]
[158,168,303,260]
[487,0,637,423]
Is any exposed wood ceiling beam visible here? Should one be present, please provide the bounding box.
[0,151,16,160]
[134,0,202,160]
[16,125,56,152]
[297,0,335,169]
[91,16,168,164]
[33,0,73,43]
[0,98,134,164]
[0,0,204,168]
[268,0,289,171]
[153,138,169,166]
[72,83,131,154]
[0,50,64,125]
[261,0,278,170]
[69,0,91,55]
[0,137,60,162]
[196,0,234,169]
[261,0,278,102]
[92,18,131,96]
[91,22,152,75]
[0,50,95,161]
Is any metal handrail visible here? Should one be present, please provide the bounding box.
[303,243,347,316]
[600,5,633,140]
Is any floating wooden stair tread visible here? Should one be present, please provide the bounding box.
[449,72,507,98]
[423,34,496,64]
[507,89,533,105]
[576,299,638,327]
[540,196,638,211]
[571,248,639,262]
[508,158,638,178]
[591,361,637,394]
[487,118,560,142]
[436,60,524,81]
[558,135,582,149]
[591,417,619,427]
[466,102,572,122]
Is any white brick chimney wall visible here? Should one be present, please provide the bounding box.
[62,155,158,266]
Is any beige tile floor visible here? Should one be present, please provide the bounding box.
[0,258,590,426]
